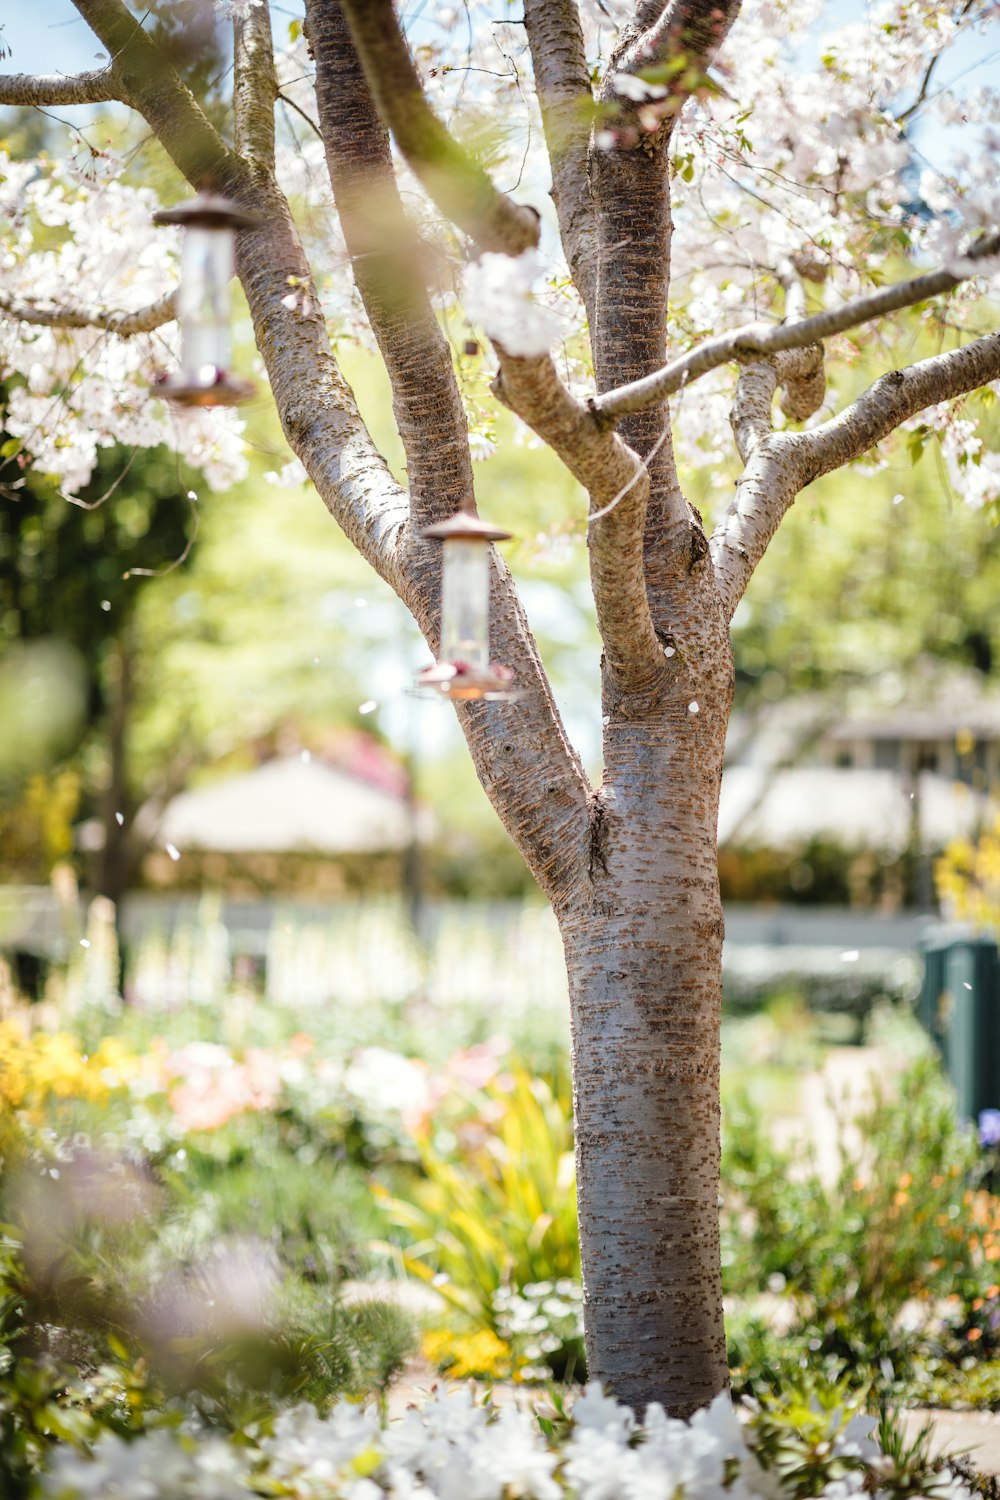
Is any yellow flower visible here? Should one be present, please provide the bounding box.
[0,1025,140,1112]
[421,1327,513,1380]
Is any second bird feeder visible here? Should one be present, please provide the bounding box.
[416,505,515,701]
[152,191,260,406]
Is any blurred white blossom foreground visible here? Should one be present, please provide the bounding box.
[40,1381,975,1500]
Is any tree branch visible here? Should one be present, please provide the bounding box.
[305,0,474,532]
[729,346,825,463]
[68,0,592,904]
[0,290,176,336]
[494,351,664,692]
[799,329,1000,482]
[337,0,540,255]
[451,584,594,905]
[593,230,1000,424]
[895,0,975,127]
[729,361,779,465]
[233,0,278,170]
[522,0,597,320]
[712,330,1000,618]
[71,0,236,188]
[303,0,596,890]
[604,0,742,136]
[0,67,129,107]
[588,131,691,601]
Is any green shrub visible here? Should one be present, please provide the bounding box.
[378,1068,583,1377]
[723,1056,999,1398]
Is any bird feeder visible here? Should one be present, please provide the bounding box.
[152,192,261,406]
[415,505,516,701]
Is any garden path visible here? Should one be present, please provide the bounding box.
[770,1041,903,1181]
[901,1408,1000,1474]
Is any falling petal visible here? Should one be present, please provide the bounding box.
[300,750,311,763]
[166,843,181,862]
[892,493,904,505]
[359,700,377,715]
[100,600,111,612]
[79,938,90,948]
[841,949,860,962]
[115,812,125,826]
[964,982,973,990]
[664,646,675,657]
[688,700,699,714]
[354,598,368,608]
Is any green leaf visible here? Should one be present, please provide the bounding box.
[288,17,301,41]
[0,438,22,460]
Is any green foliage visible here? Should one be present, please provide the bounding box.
[741,1382,996,1500]
[723,1057,998,1398]
[745,1379,876,1498]
[0,1108,415,1488]
[730,463,1000,708]
[378,1069,581,1374]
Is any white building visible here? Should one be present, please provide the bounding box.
[721,667,1000,853]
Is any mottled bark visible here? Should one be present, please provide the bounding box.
[233,0,278,170]
[493,350,663,689]
[523,0,598,321]
[712,330,1000,618]
[72,0,236,187]
[337,0,540,255]
[0,67,127,106]
[562,563,734,1414]
[608,0,742,127]
[0,290,177,336]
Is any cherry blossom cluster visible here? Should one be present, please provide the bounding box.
[0,151,247,497]
[0,0,997,508]
[411,0,1000,504]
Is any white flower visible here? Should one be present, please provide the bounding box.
[470,1406,560,1500]
[264,456,310,488]
[263,1400,382,1484]
[571,1380,636,1437]
[832,1412,880,1461]
[462,251,563,358]
[42,1428,250,1500]
[611,73,668,102]
[565,1428,637,1500]
[342,1048,430,1125]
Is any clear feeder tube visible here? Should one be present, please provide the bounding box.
[178,225,233,382]
[439,538,490,670]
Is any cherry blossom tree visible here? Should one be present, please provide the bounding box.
[1,0,999,1412]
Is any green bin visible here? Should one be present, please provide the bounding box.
[920,932,1000,1123]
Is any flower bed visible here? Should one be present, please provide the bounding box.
[36,1381,974,1500]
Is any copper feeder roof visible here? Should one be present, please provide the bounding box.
[421,507,511,543]
[153,193,262,231]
